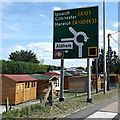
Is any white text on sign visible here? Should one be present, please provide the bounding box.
[55,42,73,50]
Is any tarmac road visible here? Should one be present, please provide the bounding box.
[62,95,119,119]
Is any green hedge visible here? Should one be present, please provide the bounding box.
[1,60,59,74]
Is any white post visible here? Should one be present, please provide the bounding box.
[87,59,92,103]
[103,0,107,94]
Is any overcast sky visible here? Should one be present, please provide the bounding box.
[1,1,119,68]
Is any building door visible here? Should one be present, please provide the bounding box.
[15,83,21,104]
[20,83,24,102]
[15,83,25,104]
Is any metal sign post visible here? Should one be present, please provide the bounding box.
[103,0,107,94]
[59,59,64,101]
[87,59,92,103]
[96,58,98,93]
[107,34,110,91]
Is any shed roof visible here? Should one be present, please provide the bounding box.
[64,72,73,76]
[44,72,60,76]
[28,74,58,81]
[3,74,37,82]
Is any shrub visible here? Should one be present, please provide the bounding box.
[2,60,58,74]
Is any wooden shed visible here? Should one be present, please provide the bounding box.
[69,76,88,93]
[117,75,120,83]
[28,74,58,99]
[64,72,73,90]
[43,72,73,90]
[1,74,37,105]
[43,72,60,91]
[91,74,101,89]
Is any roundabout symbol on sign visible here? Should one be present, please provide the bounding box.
[61,27,89,57]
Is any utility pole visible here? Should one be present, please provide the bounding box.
[103,0,107,94]
[96,58,98,93]
[87,59,92,103]
[59,58,64,101]
[107,34,110,91]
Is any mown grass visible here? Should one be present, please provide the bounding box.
[2,87,119,119]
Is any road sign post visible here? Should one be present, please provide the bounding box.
[103,0,107,94]
[59,59,64,101]
[87,59,92,103]
[96,58,98,93]
[53,6,98,59]
[53,6,98,102]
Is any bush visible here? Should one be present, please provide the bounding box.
[1,60,58,74]
[2,104,51,118]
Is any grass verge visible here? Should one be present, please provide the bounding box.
[2,88,118,119]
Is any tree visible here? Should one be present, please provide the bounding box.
[92,49,104,74]
[92,48,120,74]
[76,66,85,70]
[8,50,40,64]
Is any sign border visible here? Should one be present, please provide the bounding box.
[53,6,99,59]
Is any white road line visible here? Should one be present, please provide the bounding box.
[87,111,117,118]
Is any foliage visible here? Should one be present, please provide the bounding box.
[92,48,120,74]
[2,60,58,74]
[2,88,118,119]
[8,50,40,64]
[2,104,50,118]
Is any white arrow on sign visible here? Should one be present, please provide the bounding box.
[61,27,89,57]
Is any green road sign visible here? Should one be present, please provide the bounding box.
[53,6,98,59]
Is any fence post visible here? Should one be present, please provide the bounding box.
[40,94,43,103]
[75,91,77,97]
[6,97,9,112]
[42,82,51,106]
[49,81,53,106]
[9,102,12,111]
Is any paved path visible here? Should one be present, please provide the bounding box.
[0,106,6,114]
[0,99,40,114]
[63,95,119,119]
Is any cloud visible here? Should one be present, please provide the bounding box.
[26,42,52,56]
[99,29,118,49]
[4,45,26,59]
[64,59,87,68]
[39,14,47,17]
[113,22,120,28]
[53,7,61,11]
[8,45,26,52]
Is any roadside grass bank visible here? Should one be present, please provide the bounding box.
[2,88,119,119]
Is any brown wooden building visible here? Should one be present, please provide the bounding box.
[91,74,101,89]
[43,72,73,90]
[1,74,37,105]
[68,76,88,92]
[117,75,120,83]
[28,74,59,99]
[64,72,73,90]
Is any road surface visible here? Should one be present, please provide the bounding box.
[63,95,119,119]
